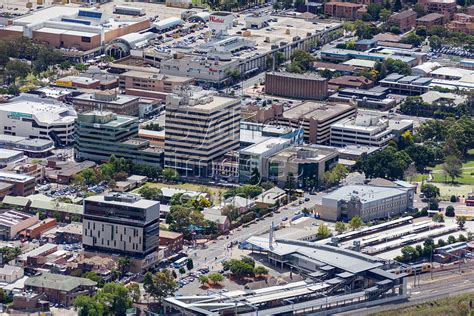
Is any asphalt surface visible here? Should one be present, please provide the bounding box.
[186,192,321,269]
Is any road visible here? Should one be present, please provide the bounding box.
[186,192,321,269]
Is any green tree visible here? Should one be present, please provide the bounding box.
[401,245,418,261]
[445,205,455,217]
[348,216,363,230]
[179,267,186,275]
[198,275,209,285]
[5,60,30,82]
[96,283,133,315]
[127,282,141,303]
[380,8,392,21]
[316,223,332,239]
[143,270,178,302]
[447,235,457,244]
[260,181,275,191]
[443,155,463,183]
[74,295,104,316]
[117,257,130,277]
[367,3,383,20]
[254,266,269,277]
[162,168,179,182]
[138,186,163,201]
[186,258,194,270]
[208,272,224,284]
[335,221,346,234]
[432,213,444,222]
[438,238,446,247]
[456,216,466,230]
[414,3,426,17]
[421,184,440,199]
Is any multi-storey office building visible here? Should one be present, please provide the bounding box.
[330,115,413,148]
[164,87,241,177]
[74,111,163,166]
[83,193,160,258]
[72,90,140,117]
[279,101,357,144]
[0,100,76,146]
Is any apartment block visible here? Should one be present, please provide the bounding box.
[420,0,456,20]
[164,86,241,177]
[324,2,363,20]
[83,193,160,258]
[416,13,445,29]
[448,13,474,34]
[388,10,417,32]
[0,171,35,200]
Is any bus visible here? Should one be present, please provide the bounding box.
[173,257,189,269]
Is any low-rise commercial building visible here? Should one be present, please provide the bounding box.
[328,87,396,110]
[279,101,357,144]
[0,265,24,283]
[264,145,339,189]
[254,187,286,209]
[159,231,184,254]
[74,111,163,167]
[379,73,432,95]
[265,72,328,100]
[119,70,194,100]
[0,210,39,240]
[328,75,374,90]
[0,172,35,200]
[388,10,417,32]
[72,90,140,116]
[0,99,76,146]
[0,135,54,158]
[25,273,96,307]
[320,184,414,221]
[0,150,26,167]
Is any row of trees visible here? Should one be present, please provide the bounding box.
[400,95,473,119]
[396,233,471,263]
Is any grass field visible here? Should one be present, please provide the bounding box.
[370,293,474,316]
[412,150,474,186]
[133,182,228,203]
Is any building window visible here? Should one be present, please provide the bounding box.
[82,37,91,43]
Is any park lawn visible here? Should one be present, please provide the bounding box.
[431,183,474,199]
[133,182,227,202]
[412,153,474,186]
[370,293,474,316]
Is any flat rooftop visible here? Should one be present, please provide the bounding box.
[85,194,159,209]
[73,92,139,105]
[240,138,289,155]
[0,210,34,228]
[0,100,76,124]
[0,149,24,160]
[283,102,354,121]
[0,171,34,183]
[323,184,407,203]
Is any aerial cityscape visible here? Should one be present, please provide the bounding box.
[0,0,473,314]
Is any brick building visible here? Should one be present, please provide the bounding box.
[419,0,456,20]
[324,2,364,20]
[388,10,417,32]
[416,13,445,29]
[265,72,328,100]
[159,231,184,254]
[448,13,474,34]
